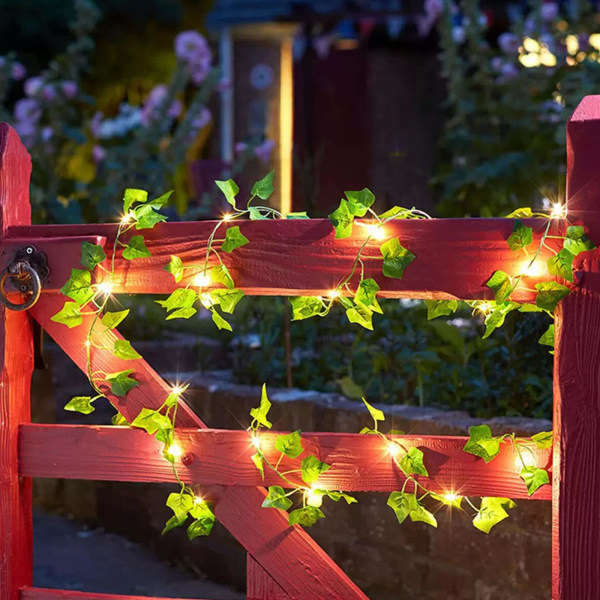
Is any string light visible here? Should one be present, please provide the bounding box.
[327,289,340,299]
[171,385,185,396]
[477,302,493,316]
[443,492,460,503]
[120,211,135,225]
[519,258,546,277]
[192,273,211,287]
[516,452,537,469]
[166,443,183,458]
[194,495,204,505]
[361,223,386,240]
[96,281,113,297]
[305,485,323,508]
[251,433,261,450]
[387,441,401,458]
[550,202,567,219]
[84,339,91,348]
[222,213,233,221]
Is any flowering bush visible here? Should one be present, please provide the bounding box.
[433,0,600,217]
[0,3,228,223]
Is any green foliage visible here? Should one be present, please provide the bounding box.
[520,466,549,496]
[215,179,239,208]
[51,301,83,328]
[251,172,274,200]
[486,271,513,304]
[123,235,151,259]
[288,506,325,527]
[380,238,415,279]
[101,309,129,330]
[398,447,429,477]
[535,281,571,312]
[106,369,139,397]
[81,242,106,270]
[291,296,323,321]
[463,425,501,463]
[547,249,574,282]
[64,395,96,414]
[531,431,553,449]
[250,384,272,429]
[275,430,303,459]
[425,299,458,319]
[564,226,596,255]
[221,226,249,253]
[507,220,533,251]
[262,486,293,511]
[301,455,330,485]
[113,339,142,360]
[387,492,437,528]
[329,199,354,239]
[61,269,94,305]
[472,498,516,534]
[131,407,172,434]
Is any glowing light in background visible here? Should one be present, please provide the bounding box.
[193,273,211,287]
[520,258,546,277]
[166,443,183,458]
[96,281,113,297]
[550,202,567,219]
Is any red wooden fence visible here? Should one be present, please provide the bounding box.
[1,95,599,600]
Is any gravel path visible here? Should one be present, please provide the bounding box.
[34,509,245,599]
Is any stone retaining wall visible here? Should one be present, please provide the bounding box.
[33,343,552,600]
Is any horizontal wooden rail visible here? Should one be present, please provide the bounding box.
[19,424,551,500]
[21,588,214,600]
[5,218,564,300]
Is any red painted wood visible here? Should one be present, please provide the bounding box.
[247,555,290,600]
[19,424,552,500]
[0,124,34,600]
[21,587,211,600]
[554,95,600,599]
[7,218,563,301]
[30,294,368,600]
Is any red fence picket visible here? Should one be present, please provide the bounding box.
[1,95,599,600]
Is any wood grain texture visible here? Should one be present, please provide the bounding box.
[6,218,563,301]
[19,424,552,500]
[21,587,211,600]
[0,124,34,600]
[31,294,368,600]
[553,95,600,599]
[247,555,290,600]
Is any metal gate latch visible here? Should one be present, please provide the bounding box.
[0,246,49,311]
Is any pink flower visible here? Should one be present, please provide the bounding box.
[191,107,211,130]
[14,120,36,145]
[168,99,182,119]
[11,62,26,80]
[254,139,275,163]
[92,145,106,164]
[41,85,56,101]
[61,80,78,99]
[175,31,211,66]
[90,111,103,138]
[24,76,43,97]
[424,0,443,19]
[14,98,41,122]
[235,141,248,154]
[498,32,520,55]
[541,2,559,22]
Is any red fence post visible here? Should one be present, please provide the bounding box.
[0,124,34,600]
[554,96,600,598]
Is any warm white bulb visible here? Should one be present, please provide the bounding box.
[167,443,183,458]
[96,281,113,296]
[366,224,386,240]
[520,258,545,277]
[171,385,185,396]
[477,302,493,316]
[443,492,460,502]
[193,273,211,287]
[328,289,340,299]
[551,202,567,219]
[120,211,135,225]
[222,213,233,221]
[387,442,401,458]
[517,452,537,469]
[306,486,323,508]
[84,339,91,348]
[251,433,261,450]
[194,495,204,505]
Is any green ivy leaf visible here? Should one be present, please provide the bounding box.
[106,369,139,397]
[288,506,325,527]
[482,302,519,339]
[111,411,129,426]
[538,324,554,348]
[166,492,193,522]
[210,288,244,314]
[248,206,265,220]
[463,424,501,463]
[290,296,323,320]
[486,270,513,304]
[156,288,196,312]
[131,407,172,434]
[165,255,184,283]
[162,515,186,535]
[398,447,429,477]
[410,501,438,528]
[101,309,129,330]
[123,188,148,213]
[344,188,375,217]
[507,219,533,251]
[51,301,83,328]
[123,235,151,259]
[210,264,234,288]
[473,497,516,534]
[362,397,385,424]
[520,466,549,496]
[215,178,239,208]
[346,302,373,330]
[262,485,293,511]
[251,171,274,200]
[250,383,272,429]
[134,204,167,230]
[518,303,543,313]
[564,225,596,256]
[64,396,96,414]
[329,199,354,239]
[148,190,173,209]
[505,207,533,218]
[301,455,330,485]
[61,269,93,305]
[531,431,553,449]
[211,310,232,331]
[325,491,358,505]
[81,242,106,270]
[275,430,303,459]
[547,249,574,282]
[424,299,458,320]
[187,503,215,539]
[251,452,265,479]
[380,237,415,279]
[113,339,141,360]
[387,492,437,527]
[221,226,249,253]
[355,278,380,307]
[166,307,197,320]
[535,281,571,312]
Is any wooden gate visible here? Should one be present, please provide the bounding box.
[2,95,600,600]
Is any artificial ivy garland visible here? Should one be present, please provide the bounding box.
[50,174,595,538]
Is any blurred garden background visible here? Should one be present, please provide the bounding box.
[4,0,600,421]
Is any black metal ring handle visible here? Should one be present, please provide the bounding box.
[0,262,42,311]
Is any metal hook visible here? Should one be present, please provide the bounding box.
[0,246,48,311]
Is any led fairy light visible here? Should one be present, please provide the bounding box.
[550,202,567,219]
[443,492,460,503]
[519,258,546,277]
[120,211,135,225]
[387,441,402,458]
[192,272,211,287]
[305,485,323,508]
[251,432,261,450]
[356,221,386,240]
[477,302,493,316]
[327,289,340,299]
[222,213,233,221]
[166,443,183,458]
[516,450,537,469]
[96,281,113,297]
[171,384,185,396]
